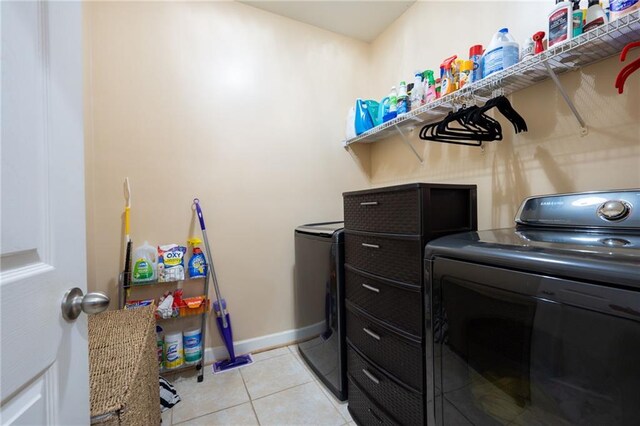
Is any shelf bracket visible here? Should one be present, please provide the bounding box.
[394,124,424,163]
[543,61,588,136]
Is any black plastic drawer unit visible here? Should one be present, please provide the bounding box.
[345,265,422,338]
[347,345,424,426]
[343,183,477,426]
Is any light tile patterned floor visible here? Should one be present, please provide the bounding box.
[162,346,354,426]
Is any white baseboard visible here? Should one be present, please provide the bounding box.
[204,321,325,364]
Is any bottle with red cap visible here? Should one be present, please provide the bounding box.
[469,44,483,83]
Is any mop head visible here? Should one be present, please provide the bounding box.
[212,354,254,374]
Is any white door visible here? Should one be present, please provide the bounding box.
[1,1,96,424]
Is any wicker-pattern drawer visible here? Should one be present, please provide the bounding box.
[345,232,422,286]
[348,345,423,426]
[346,303,423,392]
[348,377,398,426]
[344,188,421,235]
[345,265,422,338]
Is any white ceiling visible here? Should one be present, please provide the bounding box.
[238,1,416,43]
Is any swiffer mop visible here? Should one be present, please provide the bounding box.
[193,198,253,373]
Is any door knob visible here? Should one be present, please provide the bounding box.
[61,287,110,321]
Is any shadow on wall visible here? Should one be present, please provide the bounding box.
[491,137,530,229]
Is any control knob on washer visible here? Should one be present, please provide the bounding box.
[597,200,630,221]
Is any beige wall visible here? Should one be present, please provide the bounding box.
[84,1,371,347]
[85,1,639,351]
[363,1,640,230]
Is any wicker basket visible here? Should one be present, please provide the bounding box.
[89,305,160,425]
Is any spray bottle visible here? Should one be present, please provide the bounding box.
[187,238,207,279]
[440,55,458,96]
[423,70,437,103]
[410,71,424,110]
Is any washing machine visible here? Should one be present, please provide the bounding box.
[294,222,346,401]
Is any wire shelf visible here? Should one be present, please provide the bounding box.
[343,11,640,147]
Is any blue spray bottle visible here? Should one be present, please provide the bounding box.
[187,238,207,279]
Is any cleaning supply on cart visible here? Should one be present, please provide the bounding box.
[397,81,408,115]
[157,292,175,319]
[610,0,639,20]
[164,331,184,370]
[193,198,254,374]
[132,241,157,283]
[410,71,425,110]
[483,28,520,77]
[440,55,458,96]
[584,0,608,30]
[157,244,186,282]
[183,328,203,365]
[572,0,584,36]
[469,45,483,82]
[187,238,207,279]
[549,0,573,47]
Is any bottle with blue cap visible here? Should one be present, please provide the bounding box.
[483,28,520,78]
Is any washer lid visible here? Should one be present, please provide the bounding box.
[296,222,344,237]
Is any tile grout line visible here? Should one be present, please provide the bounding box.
[248,376,316,402]
[172,400,251,426]
[239,362,262,426]
[311,381,350,423]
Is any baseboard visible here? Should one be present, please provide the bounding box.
[204,321,325,364]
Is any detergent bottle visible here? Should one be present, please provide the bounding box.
[187,238,207,279]
[132,242,157,283]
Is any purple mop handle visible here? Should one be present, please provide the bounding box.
[194,198,206,230]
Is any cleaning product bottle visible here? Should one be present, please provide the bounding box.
[483,28,520,77]
[469,45,484,83]
[549,0,573,47]
[378,96,391,123]
[440,55,458,96]
[584,0,608,31]
[389,86,398,113]
[187,238,207,279]
[610,0,639,20]
[383,87,398,122]
[572,0,584,36]
[458,60,474,88]
[132,241,157,283]
[410,71,425,110]
[423,70,437,103]
[397,81,408,115]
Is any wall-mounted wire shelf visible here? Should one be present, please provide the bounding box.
[343,11,640,161]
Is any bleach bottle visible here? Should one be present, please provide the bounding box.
[187,238,207,279]
[483,28,520,78]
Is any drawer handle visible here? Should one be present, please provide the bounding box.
[362,283,380,293]
[361,243,380,249]
[363,327,381,341]
[360,201,378,206]
[368,408,384,424]
[362,368,381,385]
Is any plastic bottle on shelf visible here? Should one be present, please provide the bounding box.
[132,241,157,283]
[549,0,573,47]
[483,28,520,77]
[389,86,398,112]
[572,0,584,37]
[584,0,608,31]
[423,70,437,103]
[610,0,639,20]
[440,55,458,96]
[397,81,408,115]
[410,71,425,110]
[187,238,207,279]
[469,45,484,83]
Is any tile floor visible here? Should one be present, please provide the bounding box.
[162,345,354,426]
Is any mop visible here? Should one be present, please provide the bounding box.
[193,198,254,373]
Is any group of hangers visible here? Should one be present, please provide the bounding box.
[419,95,527,147]
[615,41,640,94]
